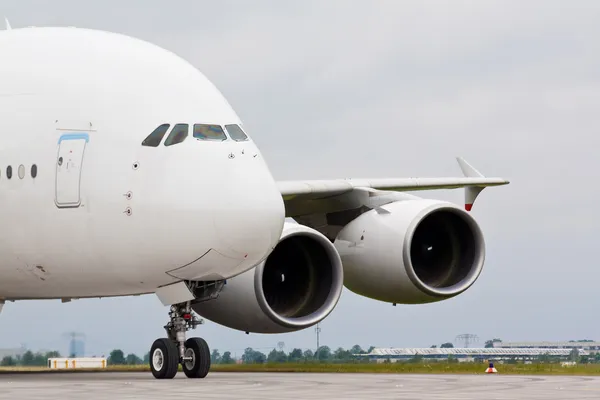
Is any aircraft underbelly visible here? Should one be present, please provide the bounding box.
[166,249,245,281]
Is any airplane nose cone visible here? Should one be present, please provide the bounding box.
[213,167,285,263]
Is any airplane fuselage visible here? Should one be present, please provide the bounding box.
[0,23,510,381]
[0,27,285,299]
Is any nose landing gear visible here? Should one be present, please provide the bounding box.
[149,301,210,379]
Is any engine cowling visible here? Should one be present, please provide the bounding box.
[334,199,485,304]
[191,222,344,333]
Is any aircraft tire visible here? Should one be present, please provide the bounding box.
[150,338,179,379]
[182,337,211,378]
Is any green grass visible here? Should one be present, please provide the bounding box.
[2,362,600,375]
[213,363,600,375]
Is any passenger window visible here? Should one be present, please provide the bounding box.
[193,124,227,141]
[142,124,170,147]
[31,164,37,178]
[225,124,249,142]
[6,166,12,179]
[164,124,189,146]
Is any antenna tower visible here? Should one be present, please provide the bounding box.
[455,334,479,348]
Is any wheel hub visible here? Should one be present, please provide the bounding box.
[152,348,164,371]
[184,347,196,370]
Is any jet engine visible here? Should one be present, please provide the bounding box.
[334,199,485,304]
[191,222,343,333]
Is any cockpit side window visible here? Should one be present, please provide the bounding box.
[164,124,189,146]
[225,124,249,142]
[193,124,227,141]
[142,124,170,147]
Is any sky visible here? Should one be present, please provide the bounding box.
[1,0,599,357]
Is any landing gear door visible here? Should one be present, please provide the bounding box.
[55,133,89,208]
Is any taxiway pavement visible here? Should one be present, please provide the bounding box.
[0,372,599,399]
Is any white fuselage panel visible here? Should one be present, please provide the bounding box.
[0,27,285,299]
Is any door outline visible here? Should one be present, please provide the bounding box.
[55,133,89,208]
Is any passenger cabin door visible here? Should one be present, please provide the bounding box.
[55,133,89,208]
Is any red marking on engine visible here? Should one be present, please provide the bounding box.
[465,204,473,211]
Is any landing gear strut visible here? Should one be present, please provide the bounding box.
[149,301,211,379]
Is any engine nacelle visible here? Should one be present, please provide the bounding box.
[334,199,485,304]
[191,222,343,333]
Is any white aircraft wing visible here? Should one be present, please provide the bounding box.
[278,158,509,236]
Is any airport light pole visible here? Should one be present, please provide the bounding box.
[315,323,321,360]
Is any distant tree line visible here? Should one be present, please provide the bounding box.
[219,344,376,364]
[1,345,376,367]
[8,339,600,367]
[1,350,61,367]
[99,345,378,365]
[485,338,502,348]
[430,343,455,348]
[0,349,151,367]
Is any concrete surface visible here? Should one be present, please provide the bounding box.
[1,372,599,399]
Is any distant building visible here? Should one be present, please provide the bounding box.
[494,341,600,353]
[358,347,585,363]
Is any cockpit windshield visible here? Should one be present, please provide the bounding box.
[225,124,249,142]
[142,124,170,147]
[193,124,227,141]
[164,124,189,146]
[142,123,250,147]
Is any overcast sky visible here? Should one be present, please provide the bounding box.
[1,0,599,357]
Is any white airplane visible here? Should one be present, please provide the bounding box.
[0,24,509,379]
